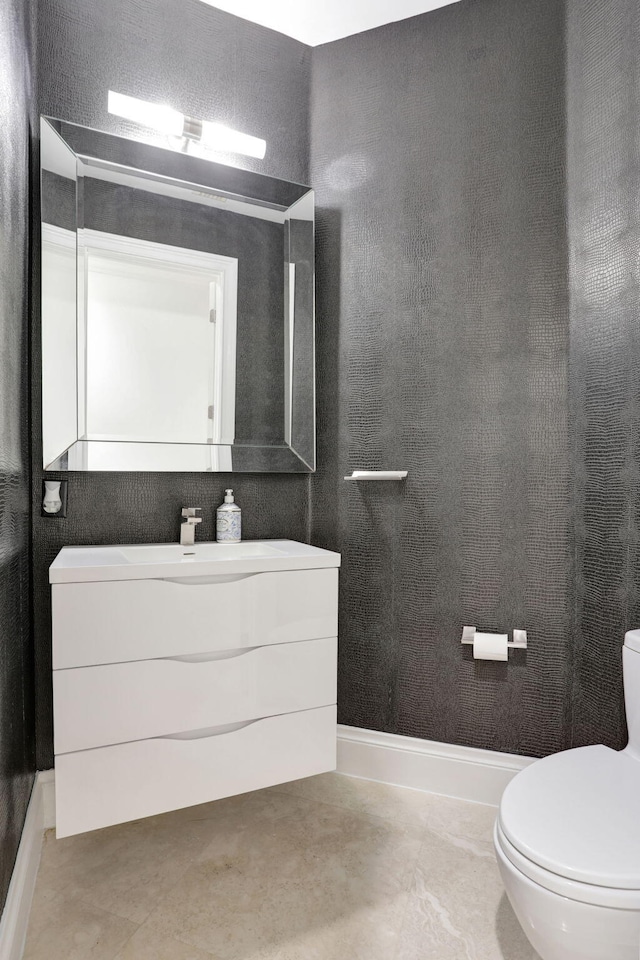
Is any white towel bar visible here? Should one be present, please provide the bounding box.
[344,471,408,481]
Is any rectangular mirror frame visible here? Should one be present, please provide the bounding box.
[40,117,316,473]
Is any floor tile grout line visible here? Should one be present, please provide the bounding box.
[390,830,430,960]
[109,919,141,960]
[75,890,153,929]
[267,784,443,831]
[22,893,140,960]
[53,892,144,935]
[117,928,219,960]
[170,928,220,958]
[73,839,208,931]
[37,832,205,935]
[270,783,499,844]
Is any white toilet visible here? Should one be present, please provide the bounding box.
[495,629,640,960]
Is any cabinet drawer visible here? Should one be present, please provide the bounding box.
[54,637,337,754]
[55,705,337,838]
[52,568,338,668]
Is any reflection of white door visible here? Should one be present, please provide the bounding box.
[79,230,237,446]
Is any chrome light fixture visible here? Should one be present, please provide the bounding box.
[107,91,267,159]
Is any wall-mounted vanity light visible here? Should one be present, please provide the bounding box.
[107,91,267,159]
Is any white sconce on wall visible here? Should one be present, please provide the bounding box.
[107,91,267,159]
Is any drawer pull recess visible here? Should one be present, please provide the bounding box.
[159,719,258,740]
[159,573,260,585]
[163,647,259,663]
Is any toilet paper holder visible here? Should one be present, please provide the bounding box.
[461,626,527,657]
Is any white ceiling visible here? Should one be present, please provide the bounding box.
[200,0,463,47]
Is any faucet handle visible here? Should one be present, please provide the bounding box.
[181,507,202,521]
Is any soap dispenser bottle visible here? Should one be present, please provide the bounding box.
[216,489,241,543]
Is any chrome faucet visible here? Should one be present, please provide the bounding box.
[180,507,202,546]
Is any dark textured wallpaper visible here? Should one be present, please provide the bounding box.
[311,0,571,758]
[34,0,312,769]
[0,0,35,912]
[566,0,640,751]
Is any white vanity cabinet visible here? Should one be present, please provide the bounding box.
[50,540,340,838]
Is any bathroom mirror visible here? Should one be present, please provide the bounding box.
[40,117,315,472]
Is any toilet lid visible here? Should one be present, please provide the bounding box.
[499,745,640,889]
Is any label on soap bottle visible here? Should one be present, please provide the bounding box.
[216,510,241,542]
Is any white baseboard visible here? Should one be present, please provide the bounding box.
[0,772,53,960]
[337,725,534,806]
[37,770,56,831]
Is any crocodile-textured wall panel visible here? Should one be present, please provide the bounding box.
[0,0,35,911]
[34,0,311,768]
[567,0,640,751]
[311,0,571,757]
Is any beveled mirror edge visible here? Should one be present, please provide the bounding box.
[45,440,312,473]
[41,116,312,209]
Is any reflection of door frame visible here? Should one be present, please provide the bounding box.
[77,229,238,445]
[41,224,78,468]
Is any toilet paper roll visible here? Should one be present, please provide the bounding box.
[473,632,508,661]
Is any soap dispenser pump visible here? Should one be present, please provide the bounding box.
[216,488,241,543]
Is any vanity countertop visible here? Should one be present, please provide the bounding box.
[49,539,341,584]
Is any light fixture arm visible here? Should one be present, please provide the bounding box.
[182,115,203,141]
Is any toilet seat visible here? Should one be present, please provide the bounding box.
[495,820,640,910]
[498,744,640,894]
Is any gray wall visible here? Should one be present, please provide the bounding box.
[311,0,572,757]
[0,0,35,911]
[566,0,640,750]
[34,0,312,769]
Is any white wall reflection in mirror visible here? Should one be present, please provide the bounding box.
[80,232,237,445]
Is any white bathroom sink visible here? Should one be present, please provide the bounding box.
[49,539,341,583]
[119,542,287,563]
